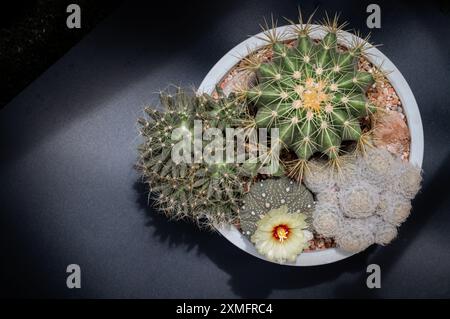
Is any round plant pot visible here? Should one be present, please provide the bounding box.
[198,24,424,266]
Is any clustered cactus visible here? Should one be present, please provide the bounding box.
[137,88,251,227]
[239,177,315,238]
[307,148,422,253]
[242,15,376,174]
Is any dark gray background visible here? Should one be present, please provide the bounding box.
[1,0,450,298]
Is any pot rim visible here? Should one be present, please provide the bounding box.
[198,24,424,266]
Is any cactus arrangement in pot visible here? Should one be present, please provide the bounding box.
[136,9,423,265]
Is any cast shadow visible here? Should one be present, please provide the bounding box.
[134,181,374,298]
[333,151,450,297]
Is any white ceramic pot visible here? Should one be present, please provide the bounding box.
[198,25,424,266]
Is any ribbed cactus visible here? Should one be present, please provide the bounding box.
[239,177,315,238]
[244,16,376,166]
[309,147,422,253]
[137,88,251,228]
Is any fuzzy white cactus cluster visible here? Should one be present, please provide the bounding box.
[305,147,422,253]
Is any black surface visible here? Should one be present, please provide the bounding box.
[0,0,123,108]
[1,0,450,298]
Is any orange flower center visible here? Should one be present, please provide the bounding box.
[273,224,290,242]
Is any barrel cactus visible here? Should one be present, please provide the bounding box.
[137,88,251,228]
[238,177,315,238]
[243,14,377,171]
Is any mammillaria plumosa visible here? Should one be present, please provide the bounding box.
[309,147,421,253]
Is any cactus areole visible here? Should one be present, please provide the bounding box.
[246,28,376,160]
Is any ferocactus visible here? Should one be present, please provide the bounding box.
[241,13,377,179]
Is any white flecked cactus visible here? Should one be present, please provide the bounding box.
[239,177,315,238]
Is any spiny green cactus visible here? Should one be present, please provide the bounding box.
[243,15,376,173]
[137,88,251,228]
[239,177,315,238]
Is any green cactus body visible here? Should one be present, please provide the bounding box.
[239,177,315,238]
[246,29,376,160]
[138,89,250,227]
